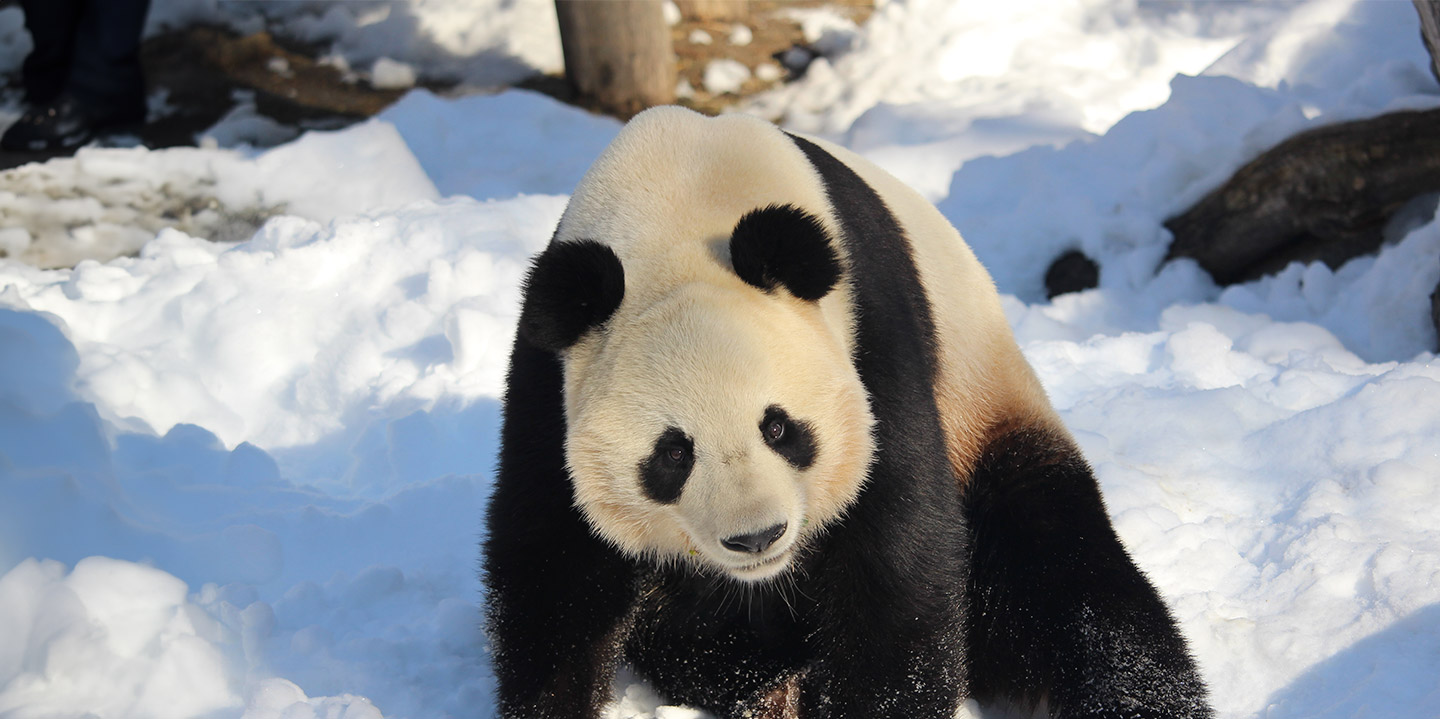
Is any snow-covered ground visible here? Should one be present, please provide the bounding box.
[145,0,564,91]
[2,1,1439,717]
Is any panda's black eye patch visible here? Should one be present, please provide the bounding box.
[640,428,693,504]
[760,406,816,470]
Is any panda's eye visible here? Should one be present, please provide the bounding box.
[641,428,694,504]
[760,405,816,470]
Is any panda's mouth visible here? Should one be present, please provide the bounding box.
[683,519,800,581]
[725,547,793,582]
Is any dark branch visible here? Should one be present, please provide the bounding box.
[1164,108,1440,285]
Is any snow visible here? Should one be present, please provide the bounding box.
[145,0,563,90]
[702,58,751,95]
[2,1,1440,718]
[370,58,418,91]
[199,92,303,149]
[728,24,753,47]
[755,62,784,84]
[0,557,240,718]
[743,0,1432,203]
[776,5,861,57]
[375,89,620,201]
[0,7,29,75]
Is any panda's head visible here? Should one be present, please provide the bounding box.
[519,205,874,583]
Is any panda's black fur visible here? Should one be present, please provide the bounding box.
[483,110,1212,718]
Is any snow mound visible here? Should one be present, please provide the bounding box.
[0,557,409,719]
[0,193,561,461]
[0,557,238,719]
[939,69,1440,360]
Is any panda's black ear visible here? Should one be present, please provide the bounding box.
[729,204,842,302]
[518,239,625,352]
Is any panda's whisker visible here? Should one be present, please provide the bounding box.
[698,574,724,605]
[775,575,799,620]
[718,582,738,615]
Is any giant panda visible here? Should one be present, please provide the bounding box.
[482,106,1211,719]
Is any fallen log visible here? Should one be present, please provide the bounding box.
[1163,108,1440,285]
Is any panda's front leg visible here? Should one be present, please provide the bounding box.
[795,501,970,718]
[484,522,636,718]
[483,337,639,718]
[625,568,812,718]
[799,626,966,717]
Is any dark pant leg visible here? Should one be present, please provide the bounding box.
[18,0,83,104]
[68,0,151,120]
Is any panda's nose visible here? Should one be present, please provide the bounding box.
[720,523,787,554]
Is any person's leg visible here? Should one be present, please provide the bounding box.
[3,0,150,151]
[18,0,83,105]
[67,0,151,122]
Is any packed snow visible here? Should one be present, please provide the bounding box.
[2,1,1439,718]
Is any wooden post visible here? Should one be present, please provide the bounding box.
[1417,1,1440,84]
[554,0,677,117]
[674,0,749,22]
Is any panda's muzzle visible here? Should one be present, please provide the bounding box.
[720,522,788,555]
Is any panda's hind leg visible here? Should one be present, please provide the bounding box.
[961,425,1212,718]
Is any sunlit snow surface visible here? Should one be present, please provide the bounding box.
[2,1,1440,718]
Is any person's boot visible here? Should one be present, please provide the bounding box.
[1,93,142,151]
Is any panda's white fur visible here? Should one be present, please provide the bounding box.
[550,107,1057,580]
[565,282,873,580]
[554,110,873,579]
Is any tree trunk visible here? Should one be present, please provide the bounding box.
[1163,108,1440,285]
[554,0,676,117]
[1416,0,1440,84]
[674,0,749,22]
